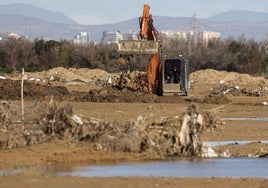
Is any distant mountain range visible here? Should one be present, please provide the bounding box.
[0,3,267,42]
[208,10,268,22]
[0,3,78,25]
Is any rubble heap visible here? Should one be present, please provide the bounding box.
[209,84,265,97]
[0,101,217,158]
[114,71,148,92]
[201,82,267,104]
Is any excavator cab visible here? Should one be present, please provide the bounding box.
[162,56,190,96]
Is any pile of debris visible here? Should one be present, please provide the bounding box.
[113,71,148,92]
[210,84,265,97]
[250,148,268,158]
[137,104,217,157]
[23,67,148,92]
[0,101,218,158]
[201,82,267,104]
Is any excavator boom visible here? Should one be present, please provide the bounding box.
[118,4,162,94]
[139,4,158,41]
[117,4,159,55]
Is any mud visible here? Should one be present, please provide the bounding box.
[0,79,187,103]
[1,68,268,188]
[0,99,217,159]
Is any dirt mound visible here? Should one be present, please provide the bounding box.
[202,94,231,104]
[190,69,268,85]
[3,68,267,104]
[85,86,186,103]
[0,77,187,103]
[0,79,69,100]
[22,67,268,88]
[24,67,118,84]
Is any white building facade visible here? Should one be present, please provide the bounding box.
[161,30,187,40]
[201,31,221,44]
[74,32,91,45]
[0,32,20,41]
[101,31,138,44]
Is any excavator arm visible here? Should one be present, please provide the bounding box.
[139,4,158,41]
[118,4,162,94]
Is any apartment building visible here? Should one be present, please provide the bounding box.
[201,31,221,44]
[161,30,187,40]
[0,32,20,41]
[74,32,91,45]
[101,31,138,44]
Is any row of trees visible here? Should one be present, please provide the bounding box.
[162,35,268,75]
[0,35,267,75]
[0,38,120,73]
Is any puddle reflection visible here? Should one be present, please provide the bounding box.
[207,140,268,147]
[53,158,268,178]
[220,117,268,121]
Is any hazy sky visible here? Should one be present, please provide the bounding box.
[0,0,267,25]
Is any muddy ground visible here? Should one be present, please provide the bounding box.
[0,68,268,188]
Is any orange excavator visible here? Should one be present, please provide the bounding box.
[139,4,161,94]
[118,4,190,96]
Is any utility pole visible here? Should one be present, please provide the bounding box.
[188,13,200,55]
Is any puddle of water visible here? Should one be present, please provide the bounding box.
[220,117,268,121]
[0,168,25,176]
[207,140,268,147]
[54,158,268,178]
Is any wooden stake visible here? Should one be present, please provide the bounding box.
[21,68,24,126]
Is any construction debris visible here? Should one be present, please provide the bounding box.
[210,84,264,97]
[0,101,218,158]
[249,148,268,158]
[114,71,148,92]
[201,82,267,104]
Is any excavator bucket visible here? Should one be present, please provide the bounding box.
[118,40,159,55]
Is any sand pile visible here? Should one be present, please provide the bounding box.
[24,67,268,87]
[25,67,118,83]
[190,69,267,85]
